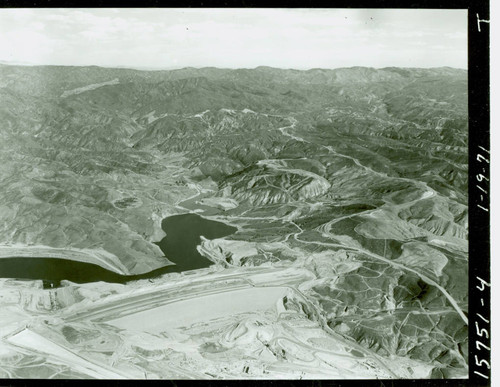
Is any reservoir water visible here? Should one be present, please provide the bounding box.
[156,213,236,272]
[0,213,237,287]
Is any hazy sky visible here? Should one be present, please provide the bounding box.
[0,8,467,70]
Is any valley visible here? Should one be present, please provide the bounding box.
[0,64,468,379]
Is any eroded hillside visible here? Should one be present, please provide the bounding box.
[0,64,468,379]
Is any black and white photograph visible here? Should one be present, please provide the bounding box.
[0,5,490,383]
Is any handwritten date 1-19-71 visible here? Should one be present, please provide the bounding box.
[476,146,489,213]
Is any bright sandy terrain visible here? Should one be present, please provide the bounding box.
[0,260,436,379]
[107,287,289,332]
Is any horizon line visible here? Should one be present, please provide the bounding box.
[0,61,468,72]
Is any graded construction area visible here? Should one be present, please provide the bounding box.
[1,265,432,379]
[107,286,289,332]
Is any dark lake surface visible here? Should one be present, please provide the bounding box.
[0,213,236,288]
[156,213,236,272]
